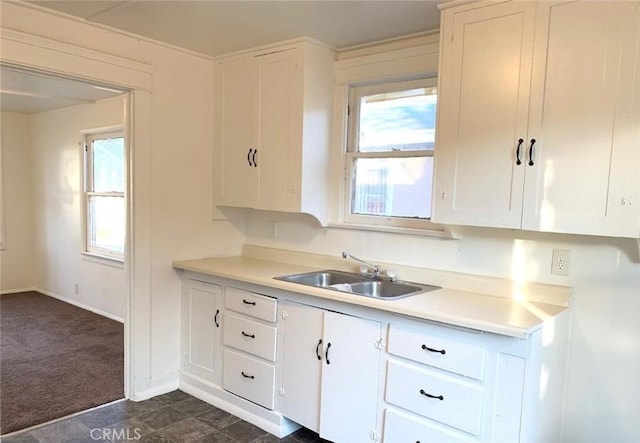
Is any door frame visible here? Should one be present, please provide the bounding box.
[0,27,154,400]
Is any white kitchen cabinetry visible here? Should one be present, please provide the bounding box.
[176,266,570,442]
[180,279,222,384]
[213,39,335,223]
[222,287,278,410]
[280,301,382,443]
[433,0,640,238]
[383,320,569,443]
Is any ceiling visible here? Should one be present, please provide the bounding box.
[0,66,124,113]
[28,1,442,57]
[3,1,442,113]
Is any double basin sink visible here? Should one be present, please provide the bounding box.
[274,270,440,300]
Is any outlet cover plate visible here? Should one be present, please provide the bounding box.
[551,248,570,276]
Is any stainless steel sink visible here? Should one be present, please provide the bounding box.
[274,270,439,300]
[276,270,362,287]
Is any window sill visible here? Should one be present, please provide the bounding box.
[326,221,455,238]
[81,251,125,269]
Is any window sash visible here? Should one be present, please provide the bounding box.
[84,130,125,259]
[348,77,437,155]
[343,77,440,229]
[343,153,437,229]
[85,193,125,258]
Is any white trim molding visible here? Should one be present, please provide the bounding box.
[0,28,152,91]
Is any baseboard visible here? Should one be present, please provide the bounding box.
[132,371,180,401]
[35,288,125,323]
[0,287,37,295]
[179,372,300,438]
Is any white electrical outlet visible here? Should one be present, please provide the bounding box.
[551,249,570,276]
[269,221,278,238]
[74,283,79,294]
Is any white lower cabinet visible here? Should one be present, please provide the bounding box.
[383,409,474,443]
[179,274,569,443]
[222,287,278,410]
[181,279,222,384]
[386,360,484,436]
[382,321,567,443]
[280,301,382,442]
[223,348,276,410]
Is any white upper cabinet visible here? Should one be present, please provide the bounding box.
[433,0,640,238]
[213,39,335,223]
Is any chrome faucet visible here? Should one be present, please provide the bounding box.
[341,252,381,278]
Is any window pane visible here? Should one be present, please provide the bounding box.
[88,196,125,254]
[351,157,433,218]
[92,137,125,192]
[358,87,437,153]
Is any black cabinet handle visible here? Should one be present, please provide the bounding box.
[252,149,257,167]
[528,139,536,166]
[241,371,255,379]
[242,299,256,306]
[241,331,255,339]
[325,342,332,365]
[247,148,253,166]
[214,309,220,328]
[421,344,446,355]
[516,138,524,165]
[420,389,444,401]
[315,339,323,360]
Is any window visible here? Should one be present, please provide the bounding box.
[0,131,4,250]
[84,130,125,259]
[344,78,438,229]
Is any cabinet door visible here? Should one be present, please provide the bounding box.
[433,1,536,228]
[181,280,222,384]
[213,57,258,208]
[254,48,299,211]
[280,301,324,433]
[523,1,640,237]
[320,312,381,443]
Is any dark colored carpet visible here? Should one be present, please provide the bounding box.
[0,291,124,435]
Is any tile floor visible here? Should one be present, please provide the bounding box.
[1,390,331,443]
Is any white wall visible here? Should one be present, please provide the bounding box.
[0,111,35,292]
[28,96,125,319]
[1,2,245,396]
[245,211,640,442]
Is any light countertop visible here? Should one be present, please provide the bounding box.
[173,249,571,339]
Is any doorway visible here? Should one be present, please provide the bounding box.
[0,65,131,434]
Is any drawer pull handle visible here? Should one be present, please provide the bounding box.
[315,339,323,360]
[214,309,220,328]
[422,344,446,355]
[241,331,255,339]
[528,138,536,166]
[515,138,524,165]
[420,389,444,401]
[241,371,255,380]
[242,299,256,306]
[325,342,332,365]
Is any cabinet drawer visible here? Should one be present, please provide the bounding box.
[223,312,277,362]
[388,324,485,380]
[383,408,473,443]
[385,360,483,435]
[223,348,275,410]
[225,287,277,322]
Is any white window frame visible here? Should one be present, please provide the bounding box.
[343,77,440,230]
[83,129,125,260]
[0,131,5,250]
